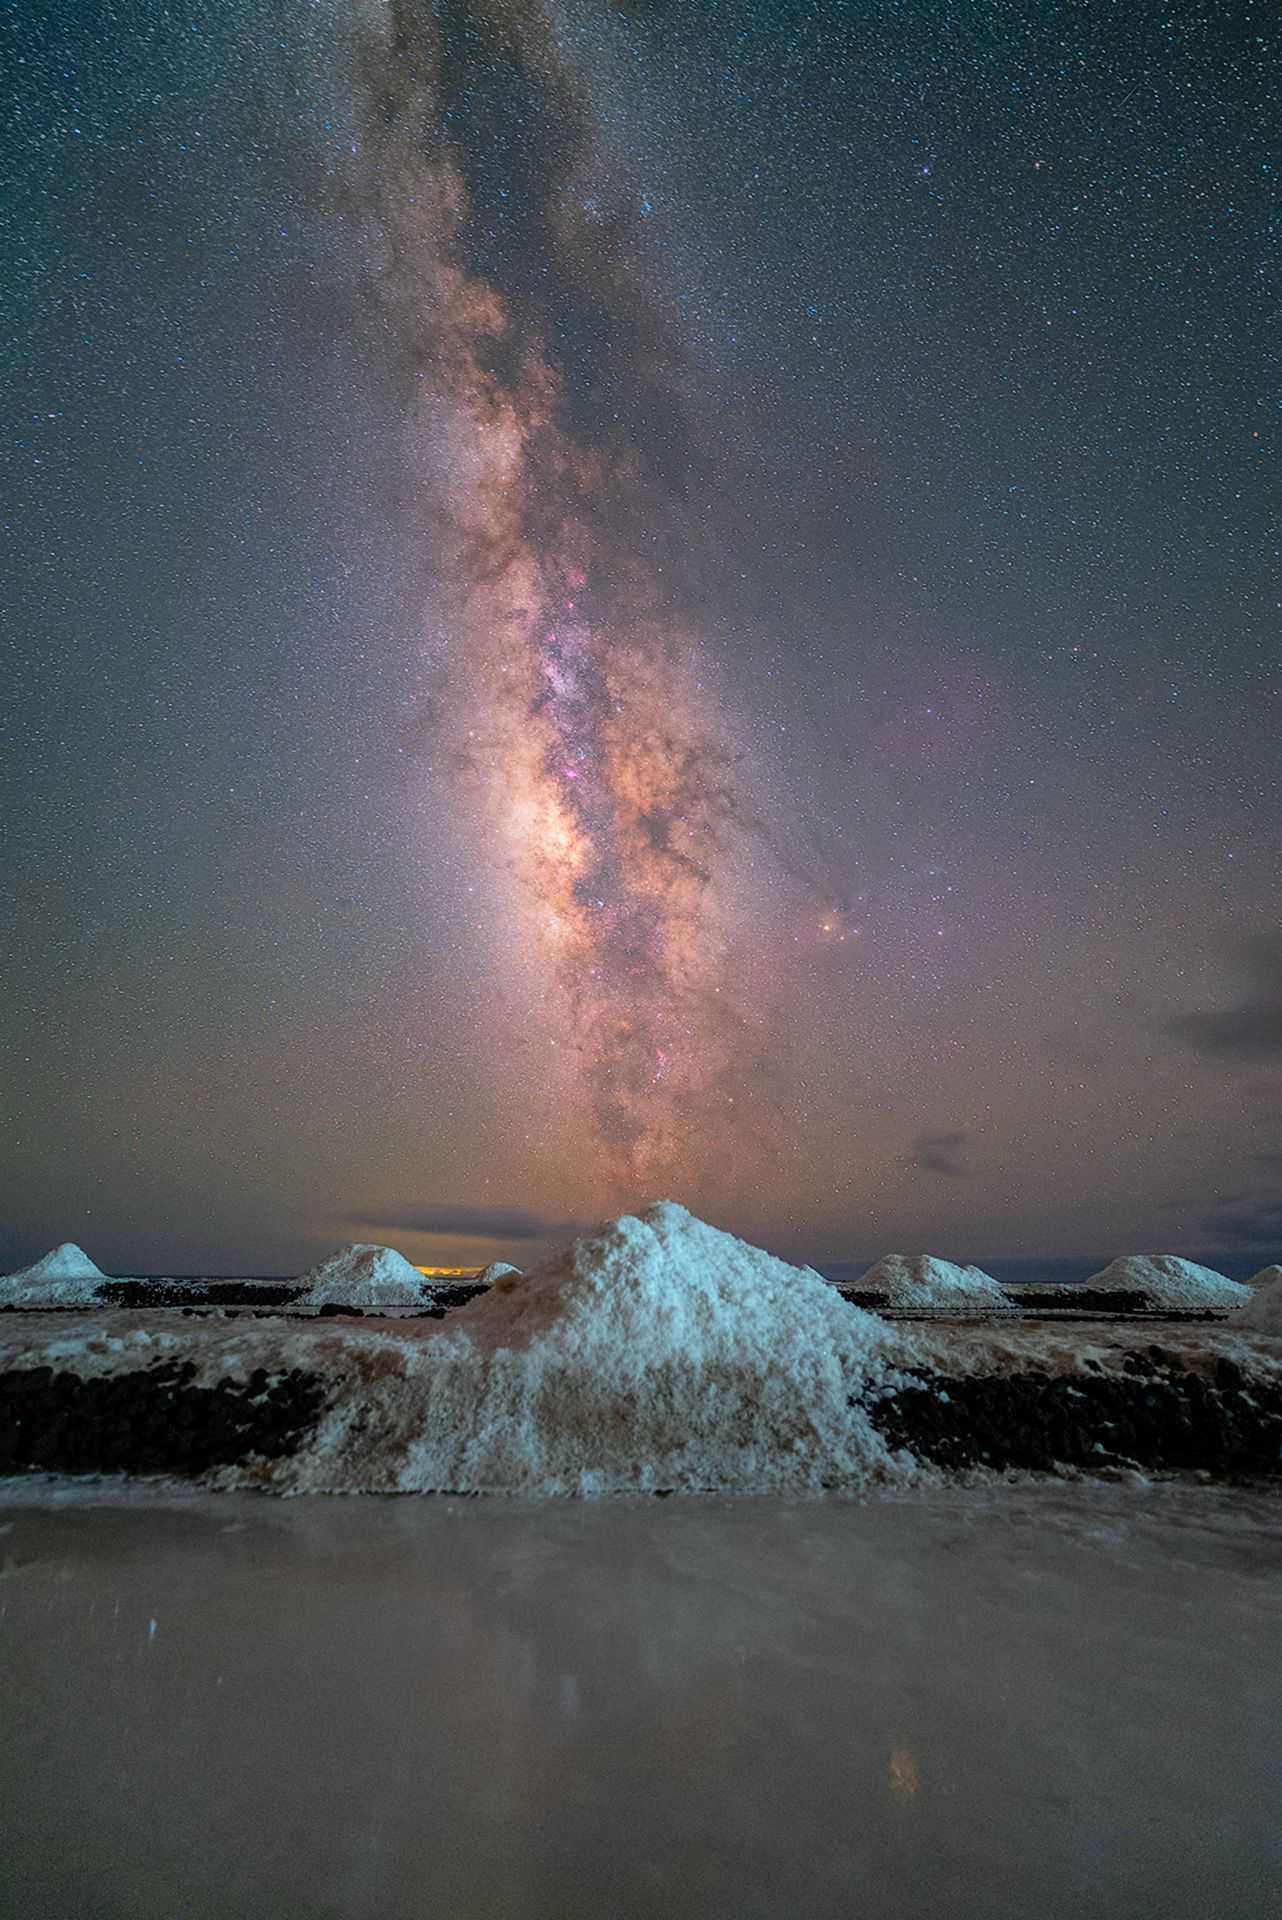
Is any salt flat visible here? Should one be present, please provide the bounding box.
[1,1481,1278,1919]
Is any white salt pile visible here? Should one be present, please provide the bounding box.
[861,1253,1015,1313]
[1085,1255,1250,1313]
[276,1203,920,1495]
[293,1244,430,1312]
[1234,1265,1282,1334]
[476,1262,521,1287]
[0,1243,106,1308]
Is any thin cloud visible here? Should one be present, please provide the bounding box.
[1167,935,1282,1060]
[1197,1200,1282,1251]
[909,1130,971,1178]
[346,1204,581,1243]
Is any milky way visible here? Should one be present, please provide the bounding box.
[6,0,1276,1273]
[353,0,754,1200]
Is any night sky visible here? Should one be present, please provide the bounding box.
[3,0,1279,1278]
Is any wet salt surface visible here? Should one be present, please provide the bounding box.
[1,1482,1279,1919]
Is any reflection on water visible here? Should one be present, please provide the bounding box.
[887,1743,920,1803]
[0,1483,1279,1918]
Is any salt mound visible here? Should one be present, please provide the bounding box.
[477,1262,521,1287]
[1085,1255,1250,1312]
[1235,1265,1282,1334]
[0,1242,106,1308]
[380,1202,917,1495]
[294,1243,430,1311]
[861,1253,1015,1313]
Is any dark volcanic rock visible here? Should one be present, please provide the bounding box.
[0,1362,327,1476]
[310,1302,449,1319]
[97,1281,305,1309]
[872,1356,1282,1477]
[426,1284,489,1310]
[835,1286,1210,1316]
[1007,1289,1151,1313]
[92,1280,480,1316]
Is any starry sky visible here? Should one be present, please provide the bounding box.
[2,0,1279,1278]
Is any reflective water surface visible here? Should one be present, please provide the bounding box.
[1,1481,1279,1918]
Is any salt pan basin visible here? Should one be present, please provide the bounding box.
[1,1481,1278,1918]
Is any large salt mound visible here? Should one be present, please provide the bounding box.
[293,1243,430,1311]
[1085,1255,1250,1313]
[861,1253,1015,1313]
[1235,1266,1282,1334]
[0,1242,106,1307]
[374,1202,918,1496]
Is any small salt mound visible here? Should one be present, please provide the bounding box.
[477,1262,521,1287]
[1234,1265,1282,1334]
[0,1242,106,1307]
[1085,1255,1250,1312]
[386,1201,915,1495]
[861,1253,1015,1313]
[293,1243,430,1311]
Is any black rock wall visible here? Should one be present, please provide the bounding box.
[872,1351,1282,1477]
[0,1362,327,1476]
